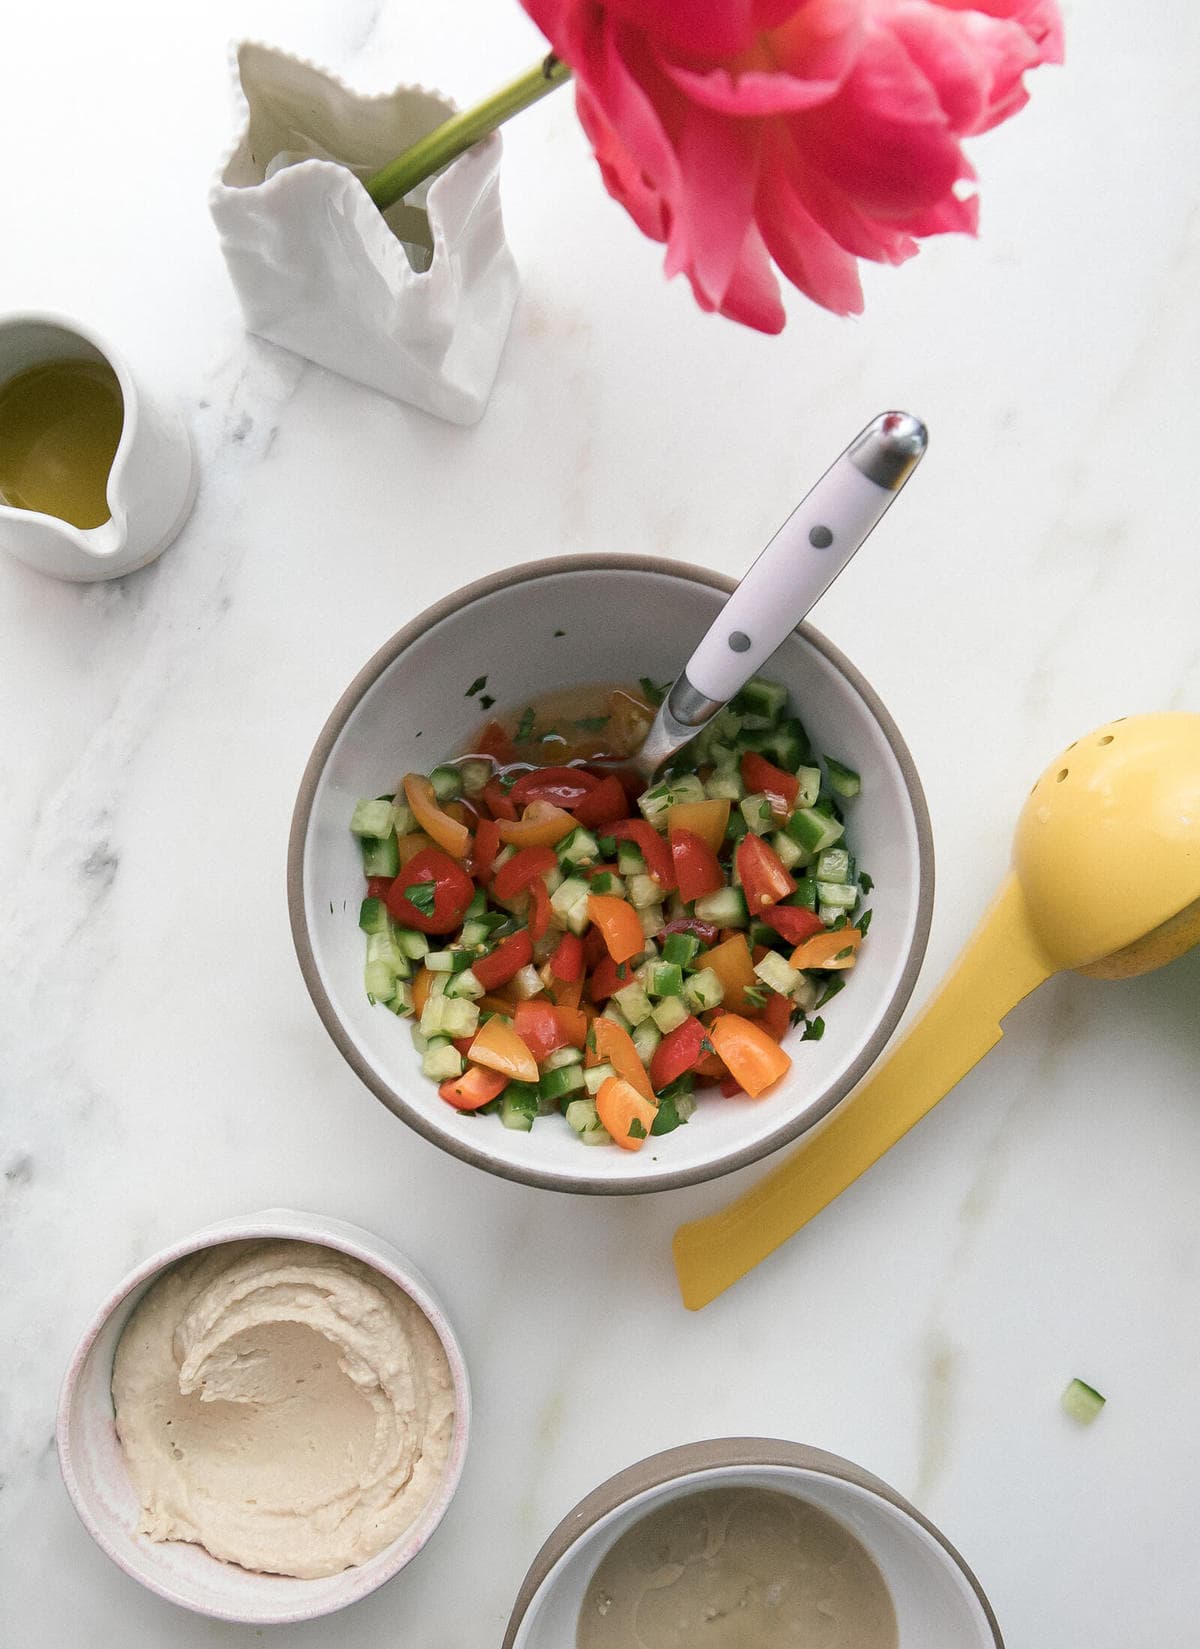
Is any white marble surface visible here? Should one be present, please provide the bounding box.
[2,1,1199,1642]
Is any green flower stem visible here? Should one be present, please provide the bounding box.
[365,54,572,212]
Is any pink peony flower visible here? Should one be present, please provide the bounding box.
[520,0,1063,329]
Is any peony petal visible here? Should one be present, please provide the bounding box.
[685,223,787,332]
[598,0,757,56]
[663,105,760,305]
[757,152,866,313]
[661,0,862,114]
[889,2,1046,135]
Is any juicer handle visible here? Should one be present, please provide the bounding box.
[672,875,1055,1311]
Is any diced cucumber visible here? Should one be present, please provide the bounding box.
[824,755,862,798]
[638,774,705,827]
[429,764,463,802]
[818,903,850,926]
[360,831,399,878]
[385,981,414,1016]
[551,876,591,932]
[747,919,776,949]
[350,798,396,839]
[461,913,506,947]
[816,847,851,884]
[638,904,665,939]
[583,1060,617,1096]
[358,897,389,934]
[492,844,516,872]
[564,1096,611,1145]
[500,1087,537,1131]
[705,770,745,802]
[628,874,666,910]
[393,802,418,836]
[365,959,397,1002]
[587,870,626,898]
[443,967,484,1000]
[631,1020,661,1065]
[511,964,544,1000]
[731,676,788,722]
[601,1001,633,1033]
[771,831,807,872]
[410,1025,429,1055]
[367,929,410,978]
[739,793,777,836]
[557,826,600,867]
[795,765,822,807]
[694,886,748,928]
[421,1038,464,1082]
[793,975,819,1013]
[651,995,690,1035]
[754,951,802,997]
[784,807,844,855]
[425,948,473,973]
[683,967,724,1013]
[817,881,859,911]
[741,716,810,770]
[789,878,818,911]
[614,981,654,1025]
[706,740,740,773]
[645,960,684,998]
[395,927,429,959]
[652,1077,697,1134]
[544,1045,584,1071]
[1061,1378,1105,1425]
[617,842,647,876]
[540,1062,586,1103]
[661,931,700,968]
[442,998,480,1037]
[458,759,492,798]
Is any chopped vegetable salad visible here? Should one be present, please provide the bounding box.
[349,677,871,1150]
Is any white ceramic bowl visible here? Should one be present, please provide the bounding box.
[289,556,933,1193]
[502,1439,1003,1648]
[56,1208,470,1625]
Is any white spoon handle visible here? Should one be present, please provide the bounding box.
[684,413,926,707]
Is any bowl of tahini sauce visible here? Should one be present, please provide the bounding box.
[503,1439,1003,1649]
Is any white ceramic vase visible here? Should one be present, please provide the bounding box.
[209,43,520,426]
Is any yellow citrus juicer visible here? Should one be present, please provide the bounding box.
[674,712,1200,1310]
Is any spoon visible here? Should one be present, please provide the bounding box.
[673,711,1200,1309]
[634,412,927,782]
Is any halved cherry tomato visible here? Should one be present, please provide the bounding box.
[789,927,862,970]
[470,721,517,764]
[736,834,796,913]
[481,777,519,821]
[595,1075,658,1151]
[513,999,569,1061]
[411,966,434,1018]
[658,916,719,946]
[751,989,792,1042]
[572,774,629,829]
[588,952,632,1002]
[708,1013,791,1098]
[592,1017,655,1102]
[692,1050,729,1082]
[611,820,675,889]
[468,1017,539,1083]
[701,934,758,1012]
[398,830,436,867]
[583,925,609,968]
[403,773,472,860]
[669,828,724,903]
[492,845,558,902]
[386,847,475,933]
[439,1065,508,1111]
[665,798,730,855]
[649,1015,707,1092]
[719,1072,744,1098]
[761,904,826,946]
[550,931,585,982]
[469,817,502,881]
[740,751,799,813]
[365,876,393,899]
[587,894,644,964]
[529,878,552,941]
[550,974,584,1011]
[509,766,599,809]
[472,930,534,991]
[556,1006,589,1048]
[498,800,578,848]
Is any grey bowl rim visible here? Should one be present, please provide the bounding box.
[287,553,934,1195]
[499,1436,1003,1648]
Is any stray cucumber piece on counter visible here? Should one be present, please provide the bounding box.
[1061,1379,1106,1425]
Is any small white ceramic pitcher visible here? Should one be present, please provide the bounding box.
[0,313,197,581]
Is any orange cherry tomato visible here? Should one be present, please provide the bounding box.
[592,1017,655,1103]
[439,1066,508,1111]
[403,773,472,860]
[468,1017,539,1083]
[665,797,730,855]
[498,799,578,848]
[701,933,758,1012]
[595,1075,659,1151]
[789,928,862,970]
[708,1013,792,1098]
[587,894,644,964]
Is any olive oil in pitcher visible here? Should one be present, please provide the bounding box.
[0,357,124,529]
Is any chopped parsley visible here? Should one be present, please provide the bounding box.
[801,1016,826,1041]
[498,772,518,793]
[859,908,873,935]
[574,715,609,732]
[817,976,846,1008]
[465,675,488,697]
[628,1118,647,1140]
[404,881,437,918]
[743,985,768,1009]
[515,707,536,743]
[479,694,495,710]
[554,628,566,637]
[639,676,671,707]
[859,871,874,893]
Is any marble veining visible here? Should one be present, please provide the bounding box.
[2,1,1199,1645]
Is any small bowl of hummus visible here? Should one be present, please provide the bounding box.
[502,1438,1004,1649]
[56,1208,470,1624]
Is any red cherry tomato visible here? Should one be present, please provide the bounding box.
[649,1015,708,1092]
[481,778,519,821]
[471,930,534,991]
[740,751,800,813]
[611,819,676,889]
[469,817,502,881]
[668,828,725,903]
[529,878,552,941]
[571,774,629,829]
[588,952,633,1003]
[752,988,792,1041]
[550,932,585,982]
[512,999,568,1061]
[735,834,796,914]
[365,876,393,899]
[760,904,826,946]
[509,766,600,809]
[492,845,558,902]
[385,847,475,933]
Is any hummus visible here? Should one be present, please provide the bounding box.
[111,1239,455,1579]
[578,1485,897,1649]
